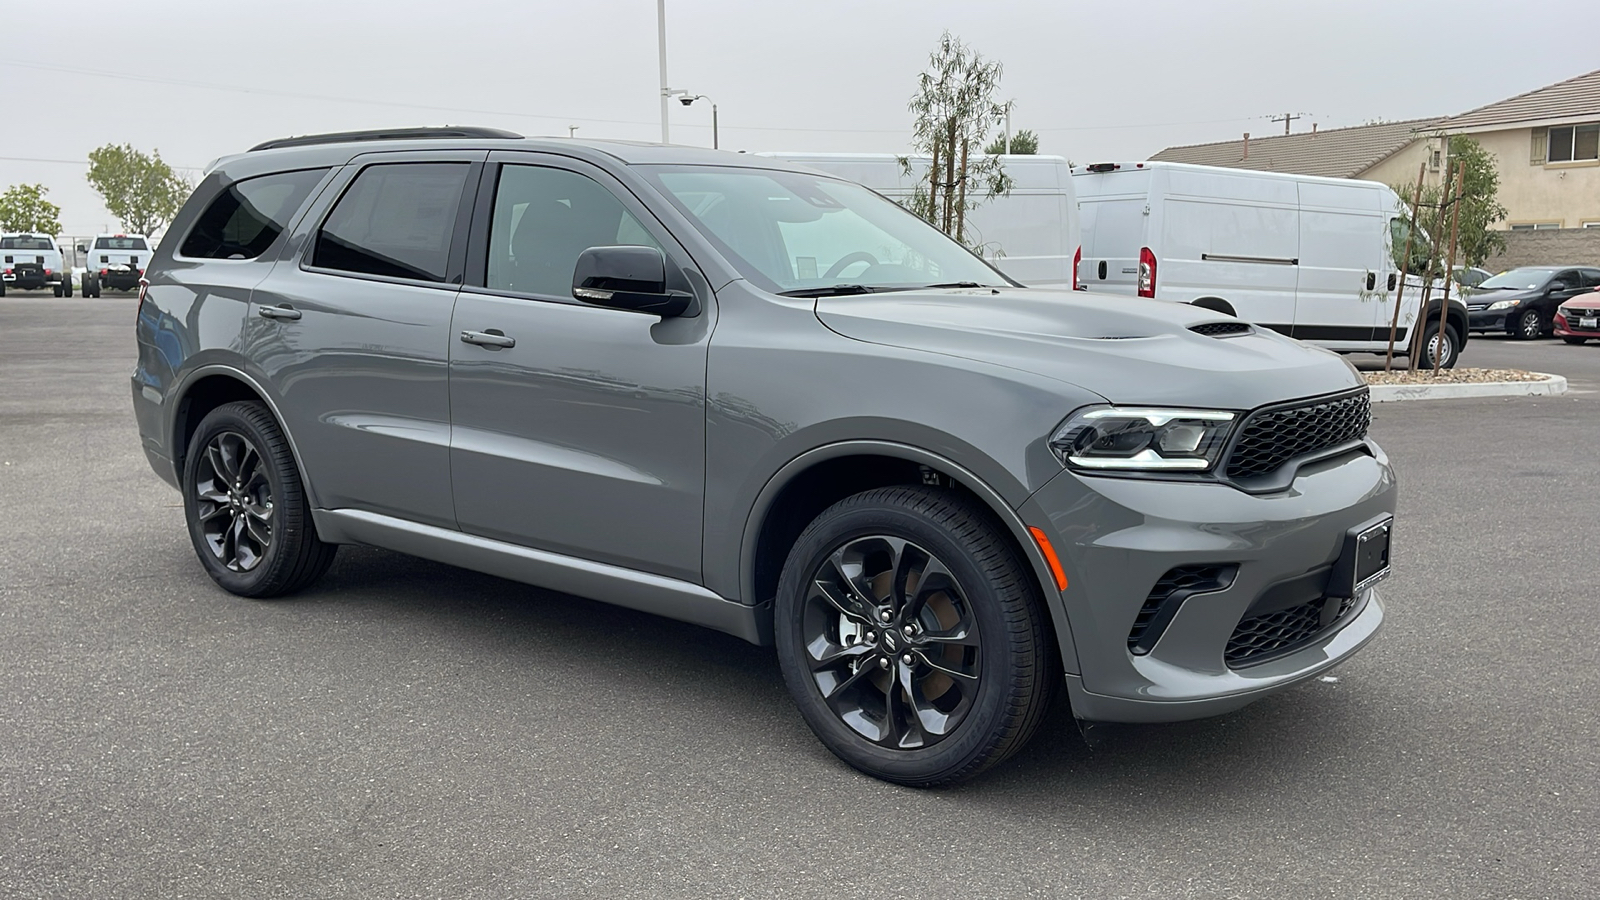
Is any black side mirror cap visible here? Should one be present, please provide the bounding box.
[1549,282,1567,292]
[571,245,693,317]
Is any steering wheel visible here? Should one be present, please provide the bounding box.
[823,251,880,280]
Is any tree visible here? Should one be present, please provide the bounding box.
[85,143,190,236]
[0,183,63,234]
[984,128,1038,155]
[1391,134,1507,271]
[900,32,1012,247]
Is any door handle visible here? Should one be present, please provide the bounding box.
[460,329,516,349]
[257,304,302,321]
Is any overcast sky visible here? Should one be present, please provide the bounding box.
[4,0,1595,235]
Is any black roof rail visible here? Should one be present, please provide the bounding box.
[248,126,523,152]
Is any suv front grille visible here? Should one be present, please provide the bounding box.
[1224,596,1357,667]
[1128,564,1237,655]
[1225,389,1371,480]
[1190,322,1252,337]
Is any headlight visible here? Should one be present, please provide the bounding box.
[1487,298,1520,311]
[1050,407,1236,471]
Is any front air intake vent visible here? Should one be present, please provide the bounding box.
[1128,564,1238,655]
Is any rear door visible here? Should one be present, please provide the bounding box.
[244,150,482,529]
[446,152,712,583]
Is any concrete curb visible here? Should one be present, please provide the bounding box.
[1368,373,1567,402]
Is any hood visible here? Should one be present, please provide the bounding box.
[815,288,1365,410]
[1560,294,1600,312]
[1467,287,1542,307]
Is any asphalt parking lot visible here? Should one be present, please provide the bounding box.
[2,294,1596,899]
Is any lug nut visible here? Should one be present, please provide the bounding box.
[901,653,914,666]
[902,625,915,636]
[879,611,891,623]
[865,631,876,643]
[877,658,890,670]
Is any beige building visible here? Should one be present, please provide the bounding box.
[1436,68,1600,230]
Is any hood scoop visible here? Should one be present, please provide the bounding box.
[1190,321,1253,338]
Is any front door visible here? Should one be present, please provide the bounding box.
[447,156,712,583]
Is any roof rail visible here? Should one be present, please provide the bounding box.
[248,126,523,152]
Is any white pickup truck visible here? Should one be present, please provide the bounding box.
[1,233,69,296]
[78,233,152,296]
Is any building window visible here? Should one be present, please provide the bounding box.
[1510,222,1562,231]
[1584,221,1600,229]
[1548,123,1600,163]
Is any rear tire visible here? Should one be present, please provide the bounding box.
[182,401,337,598]
[62,277,72,298]
[52,282,62,297]
[1418,318,1461,369]
[774,485,1057,786]
[83,273,100,298]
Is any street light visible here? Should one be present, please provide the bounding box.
[679,94,718,149]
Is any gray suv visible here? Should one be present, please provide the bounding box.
[133,128,1394,785]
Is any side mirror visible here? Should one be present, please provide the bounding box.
[1549,281,1568,292]
[75,243,88,254]
[571,245,692,317]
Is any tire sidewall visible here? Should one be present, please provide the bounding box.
[1517,309,1542,339]
[774,492,1032,783]
[182,404,291,595]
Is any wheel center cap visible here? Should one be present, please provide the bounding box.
[882,632,898,652]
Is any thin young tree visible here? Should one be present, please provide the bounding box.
[900,32,1012,249]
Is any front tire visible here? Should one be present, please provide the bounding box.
[1514,309,1543,340]
[774,486,1057,786]
[182,401,336,598]
[1563,336,1587,345]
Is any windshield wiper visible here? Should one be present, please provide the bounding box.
[920,281,991,289]
[778,284,880,297]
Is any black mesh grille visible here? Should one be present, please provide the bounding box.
[1225,390,1371,480]
[1225,595,1359,667]
[1128,564,1236,654]
[1190,321,1252,337]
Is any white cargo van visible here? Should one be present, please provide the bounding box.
[1073,161,1467,367]
[757,152,1081,289]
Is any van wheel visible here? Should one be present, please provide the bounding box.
[1514,309,1543,340]
[774,486,1056,786]
[183,401,337,598]
[1416,319,1460,369]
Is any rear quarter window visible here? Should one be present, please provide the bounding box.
[180,168,329,259]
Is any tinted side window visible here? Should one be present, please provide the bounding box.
[180,169,328,260]
[486,165,659,296]
[1579,269,1600,289]
[313,163,469,283]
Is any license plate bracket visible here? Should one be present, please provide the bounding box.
[1327,515,1392,598]
[1581,316,1597,330]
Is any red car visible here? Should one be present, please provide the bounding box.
[1555,286,1600,344]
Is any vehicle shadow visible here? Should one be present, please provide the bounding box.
[277,543,1377,813]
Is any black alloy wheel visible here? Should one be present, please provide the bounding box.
[183,401,336,597]
[800,534,983,751]
[1516,308,1543,340]
[194,430,274,573]
[775,486,1056,786]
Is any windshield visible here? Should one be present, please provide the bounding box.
[1,236,54,250]
[95,237,149,250]
[1478,267,1557,291]
[642,166,1009,294]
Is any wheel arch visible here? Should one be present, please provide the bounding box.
[1190,296,1237,317]
[170,365,319,507]
[740,440,1079,672]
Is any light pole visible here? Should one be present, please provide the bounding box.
[680,94,718,149]
[657,0,670,143]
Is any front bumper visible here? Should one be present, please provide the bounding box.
[1555,314,1600,339]
[1468,309,1513,332]
[1020,442,1396,723]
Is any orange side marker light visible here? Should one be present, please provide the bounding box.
[1028,526,1069,592]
